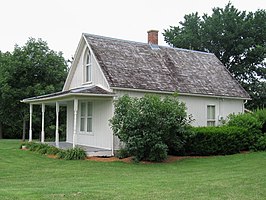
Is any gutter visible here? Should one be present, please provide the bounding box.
[110,86,251,100]
[21,93,116,104]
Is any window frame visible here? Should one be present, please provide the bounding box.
[84,49,92,83]
[207,105,216,127]
[79,101,93,134]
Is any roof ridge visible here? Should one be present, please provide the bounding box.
[83,33,213,55]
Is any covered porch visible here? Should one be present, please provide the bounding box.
[22,85,115,156]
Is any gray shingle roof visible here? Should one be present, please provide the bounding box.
[84,33,250,99]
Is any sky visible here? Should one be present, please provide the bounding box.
[1,0,265,60]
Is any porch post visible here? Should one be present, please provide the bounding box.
[55,102,59,147]
[73,99,78,148]
[111,100,114,156]
[41,103,45,143]
[29,104,33,142]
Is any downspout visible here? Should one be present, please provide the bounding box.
[243,100,248,113]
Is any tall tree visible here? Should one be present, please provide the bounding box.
[0,38,68,139]
[0,51,3,139]
[0,51,13,139]
[163,3,266,109]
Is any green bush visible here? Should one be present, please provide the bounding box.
[116,148,130,159]
[110,94,192,162]
[46,146,60,155]
[29,142,41,151]
[36,144,50,154]
[185,126,252,156]
[64,147,87,160]
[56,149,66,159]
[20,142,86,160]
[253,109,266,133]
[252,134,266,151]
[227,113,262,134]
[149,142,168,162]
[19,142,31,149]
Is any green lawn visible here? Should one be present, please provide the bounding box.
[0,140,265,200]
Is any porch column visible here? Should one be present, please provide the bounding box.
[55,102,59,147]
[29,104,33,142]
[111,101,114,156]
[73,99,78,148]
[41,103,45,143]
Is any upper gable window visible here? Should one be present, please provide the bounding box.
[84,49,92,83]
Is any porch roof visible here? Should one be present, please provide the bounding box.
[21,85,115,104]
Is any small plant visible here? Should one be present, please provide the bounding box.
[56,149,67,159]
[20,142,30,149]
[36,143,50,154]
[46,146,60,155]
[64,147,87,160]
[29,142,40,151]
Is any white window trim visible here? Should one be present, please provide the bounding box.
[84,49,92,83]
[207,105,216,126]
[79,101,93,135]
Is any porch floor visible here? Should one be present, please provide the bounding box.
[47,142,112,157]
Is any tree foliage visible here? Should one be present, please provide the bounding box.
[0,38,68,138]
[163,3,266,109]
[110,94,193,162]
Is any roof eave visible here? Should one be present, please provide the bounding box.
[110,86,251,100]
[21,92,116,104]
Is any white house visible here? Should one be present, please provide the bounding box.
[22,30,250,156]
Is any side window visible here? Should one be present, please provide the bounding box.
[84,49,92,83]
[79,102,93,133]
[207,105,215,126]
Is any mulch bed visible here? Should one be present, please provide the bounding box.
[86,155,207,164]
[22,148,250,164]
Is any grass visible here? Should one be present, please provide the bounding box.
[0,140,266,200]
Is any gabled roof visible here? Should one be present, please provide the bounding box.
[22,85,115,103]
[84,33,250,99]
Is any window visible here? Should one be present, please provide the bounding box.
[207,105,215,126]
[80,102,92,133]
[84,49,92,82]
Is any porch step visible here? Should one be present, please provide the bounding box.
[86,150,112,157]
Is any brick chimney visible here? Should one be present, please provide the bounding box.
[147,30,159,45]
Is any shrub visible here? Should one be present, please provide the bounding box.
[253,109,266,133]
[56,149,66,159]
[252,134,266,151]
[148,142,168,162]
[110,94,192,162]
[46,146,60,155]
[227,113,262,134]
[29,142,41,151]
[19,142,31,149]
[38,144,50,154]
[64,147,87,160]
[116,148,130,159]
[185,126,252,156]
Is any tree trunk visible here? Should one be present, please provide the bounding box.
[22,117,26,141]
[0,122,3,139]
